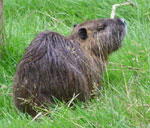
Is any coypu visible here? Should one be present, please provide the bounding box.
[13,18,127,116]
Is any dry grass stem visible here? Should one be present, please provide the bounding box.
[110,0,137,18]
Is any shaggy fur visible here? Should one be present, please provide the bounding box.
[13,18,126,116]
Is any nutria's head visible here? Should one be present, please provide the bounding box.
[69,18,127,59]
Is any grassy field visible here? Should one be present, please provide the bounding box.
[0,0,150,127]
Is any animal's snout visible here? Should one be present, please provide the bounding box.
[116,18,126,26]
[120,18,126,25]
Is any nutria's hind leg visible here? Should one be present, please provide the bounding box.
[13,83,42,117]
[14,93,37,117]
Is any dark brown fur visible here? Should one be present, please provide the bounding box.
[13,18,126,116]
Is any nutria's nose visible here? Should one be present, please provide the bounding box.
[120,18,126,25]
[116,18,126,26]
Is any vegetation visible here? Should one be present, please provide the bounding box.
[0,0,5,47]
[0,0,150,127]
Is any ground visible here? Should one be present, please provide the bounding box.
[0,0,150,127]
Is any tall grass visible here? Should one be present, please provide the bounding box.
[0,0,150,127]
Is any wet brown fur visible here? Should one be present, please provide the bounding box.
[13,18,126,116]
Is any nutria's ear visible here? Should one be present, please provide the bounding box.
[78,28,88,40]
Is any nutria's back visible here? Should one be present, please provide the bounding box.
[13,18,126,116]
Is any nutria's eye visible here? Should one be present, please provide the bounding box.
[74,24,78,28]
[97,24,107,31]
[78,28,88,40]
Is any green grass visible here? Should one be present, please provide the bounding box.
[0,0,150,127]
